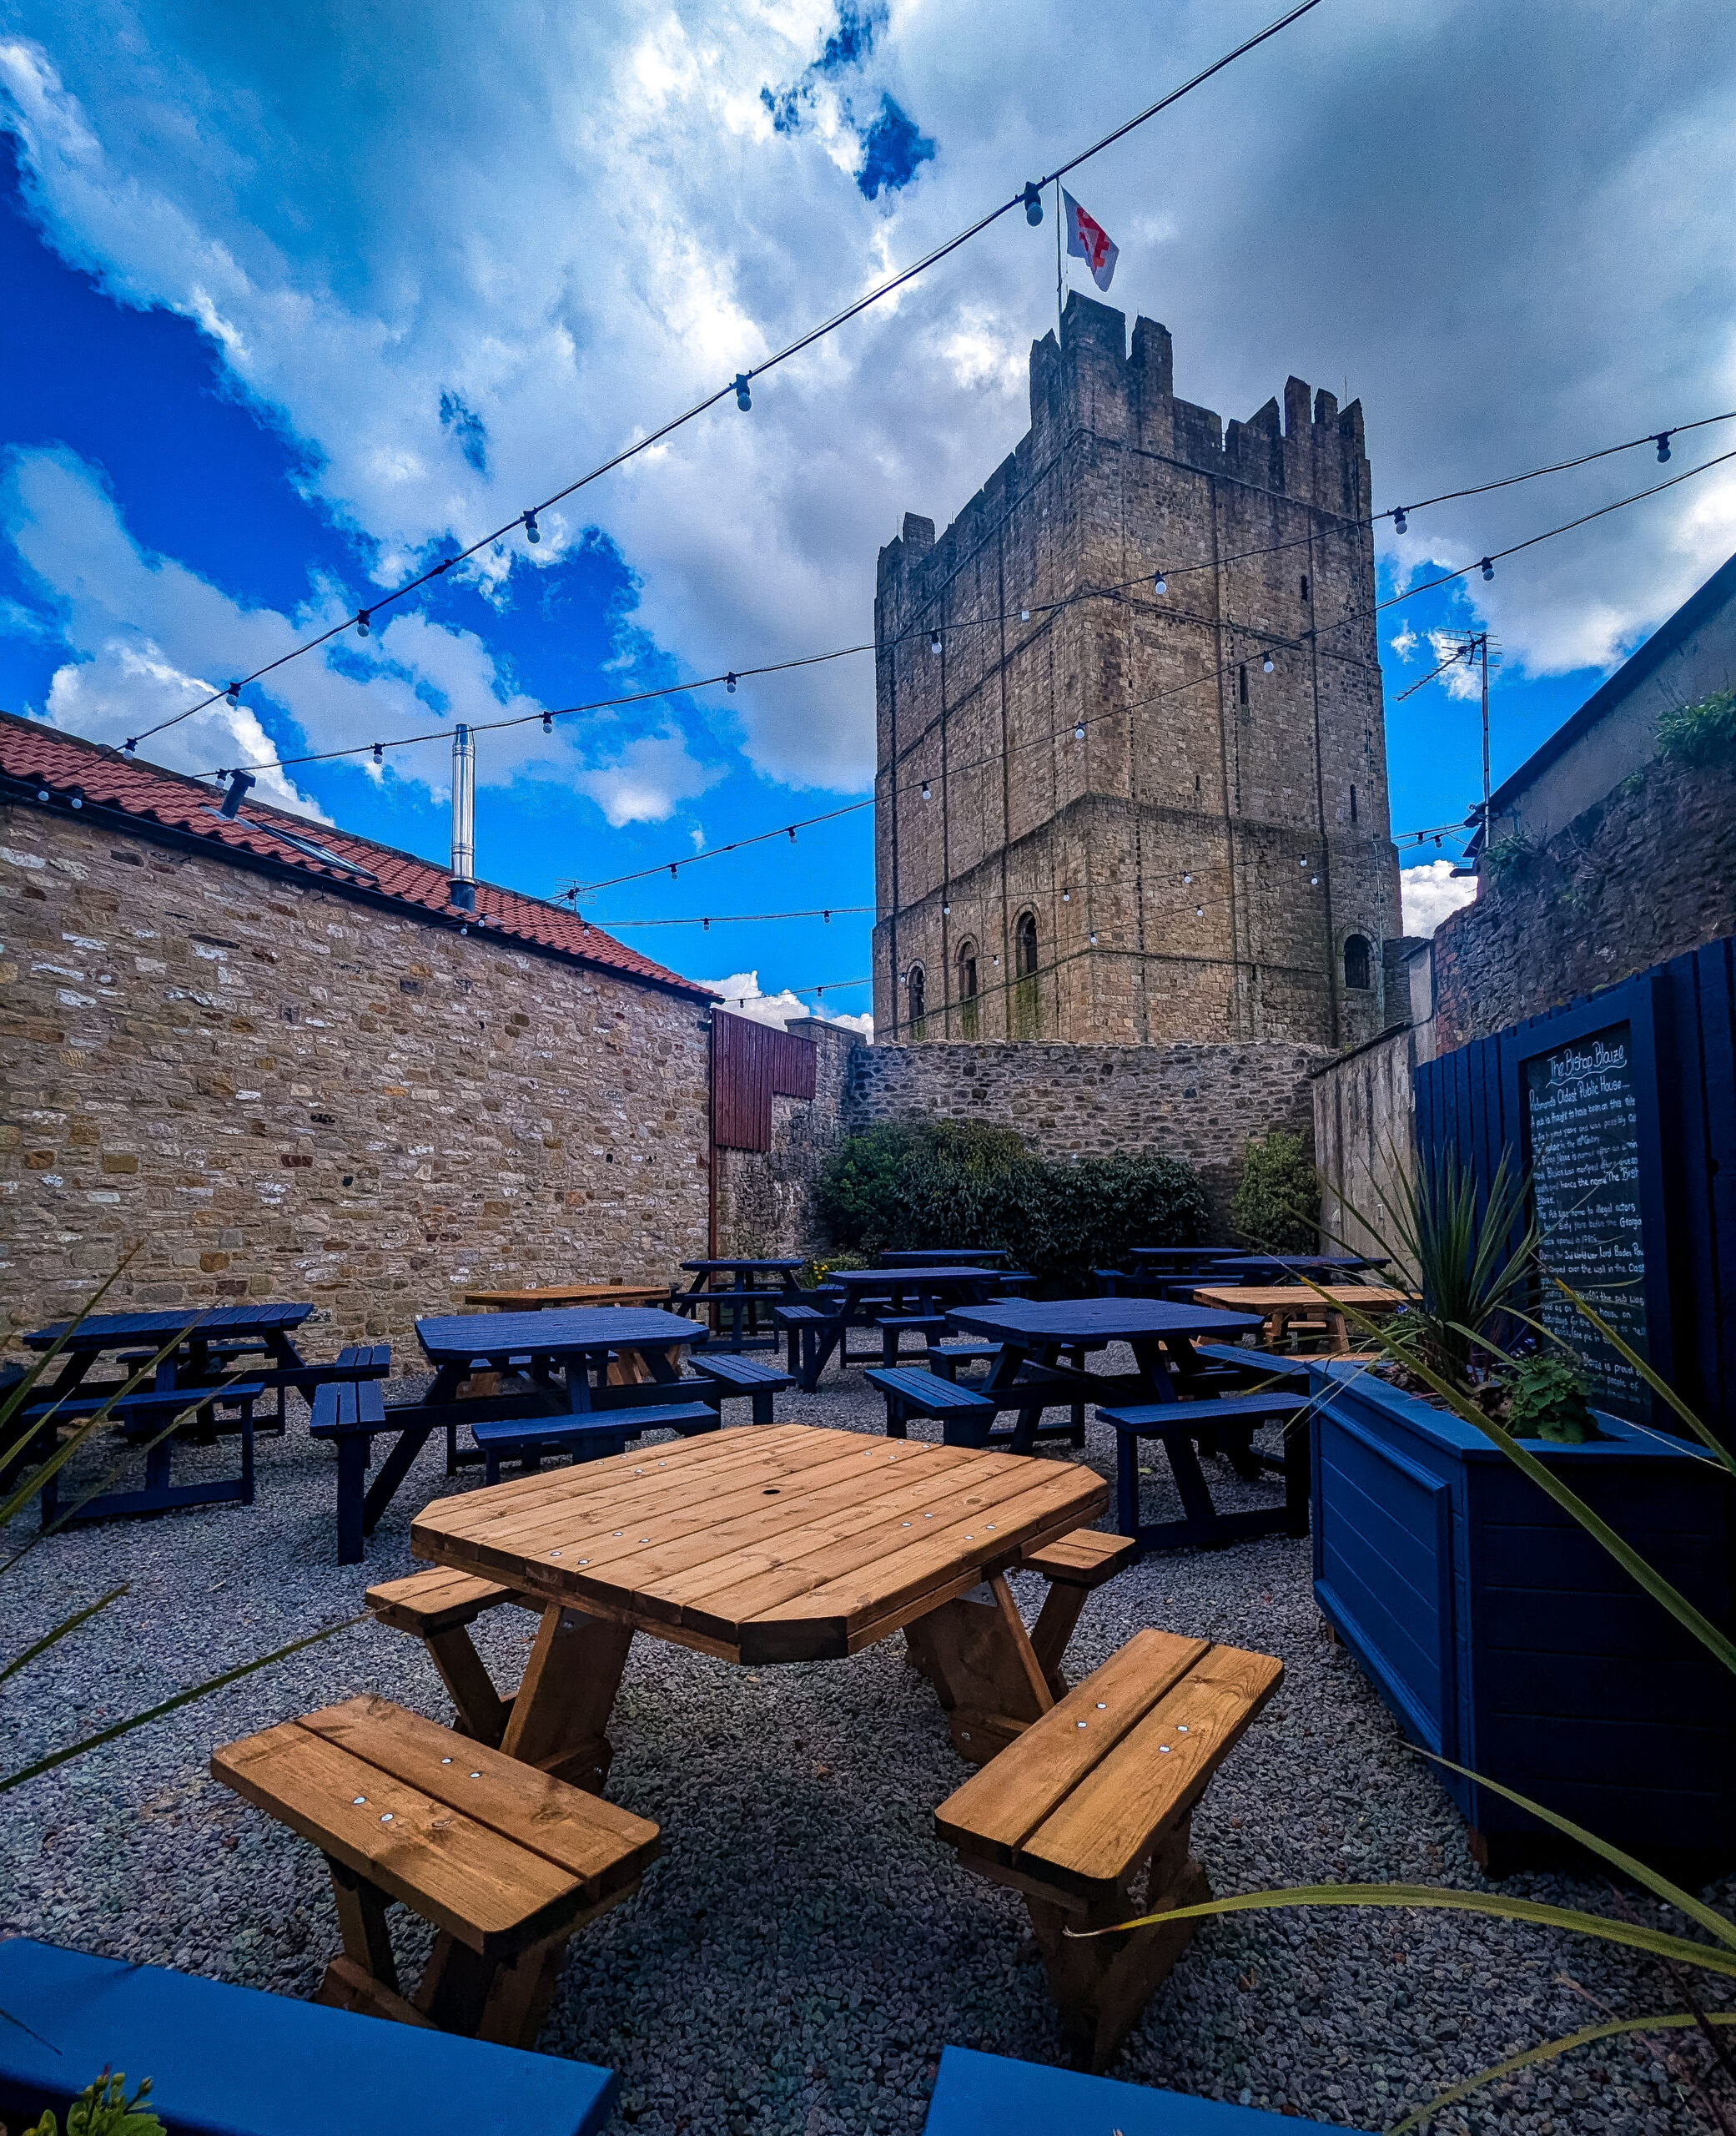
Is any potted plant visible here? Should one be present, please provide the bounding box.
[1307,1149,1736,1863]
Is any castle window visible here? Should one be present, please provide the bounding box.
[1343,934,1372,991]
[958,940,979,1040]
[1014,911,1039,1038]
[908,962,927,1039]
[1300,573,1311,602]
[1350,783,1358,824]
[1237,663,1249,707]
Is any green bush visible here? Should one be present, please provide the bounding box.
[1656,686,1736,768]
[1481,831,1536,887]
[1230,1131,1319,1254]
[797,1248,868,1288]
[814,1121,1205,1287]
[1504,1352,1602,1443]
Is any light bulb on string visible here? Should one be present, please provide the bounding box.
[787,827,797,843]
[1195,904,1204,917]
[1392,506,1407,534]
[1074,722,1085,742]
[670,863,679,879]
[225,683,239,705]
[1061,888,1070,902]
[1656,433,1672,462]
[929,630,943,657]
[942,901,951,915]
[1019,607,1030,622]
[1480,557,1495,582]
[1262,653,1274,674]
[733,374,752,412]
[542,710,552,733]
[1022,181,1044,226]
[371,743,383,765]
[921,780,931,801]
[1153,571,1166,595]
[726,673,737,695]
[356,609,371,637]
[522,510,540,544]
[1182,872,1192,884]
[1089,932,1098,946]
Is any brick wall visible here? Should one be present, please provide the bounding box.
[846,1038,1327,1233]
[1432,752,1736,1052]
[0,805,712,1348]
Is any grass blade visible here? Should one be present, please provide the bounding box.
[0,1584,128,1687]
[1543,1268,1736,1472]
[1065,1885,1736,1980]
[1385,2010,1736,2133]
[0,1613,365,1796]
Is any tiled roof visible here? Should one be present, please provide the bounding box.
[0,712,714,1001]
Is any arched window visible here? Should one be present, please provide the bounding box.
[907,961,927,1040]
[957,940,979,1040]
[1343,933,1372,991]
[1013,911,1039,1037]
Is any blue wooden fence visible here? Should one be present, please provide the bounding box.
[1414,931,1736,1442]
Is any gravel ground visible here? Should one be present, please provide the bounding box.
[4,1350,1732,2136]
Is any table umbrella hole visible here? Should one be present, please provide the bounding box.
[764,1488,780,1495]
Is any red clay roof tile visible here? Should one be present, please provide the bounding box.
[0,712,714,1001]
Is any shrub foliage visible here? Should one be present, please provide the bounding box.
[1229,1130,1320,1253]
[1657,686,1736,768]
[815,1120,1206,1287]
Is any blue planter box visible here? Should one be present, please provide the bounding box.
[1310,1363,1736,1856]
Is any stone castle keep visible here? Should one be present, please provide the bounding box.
[872,294,1403,1048]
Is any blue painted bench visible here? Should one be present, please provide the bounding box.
[470,1398,719,1484]
[0,1937,620,2136]
[309,1378,395,1565]
[33,1381,264,1528]
[865,1367,998,1443]
[1099,1392,1310,1554]
[928,1340,1000,1380]
[923,2046,1365,2133]
[687,1352,793,1422]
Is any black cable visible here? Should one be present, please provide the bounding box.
[128,0,1328,754]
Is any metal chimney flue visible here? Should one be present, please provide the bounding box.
[449,723,476,910]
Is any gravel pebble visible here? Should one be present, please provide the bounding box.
[3,1349,1730,2134]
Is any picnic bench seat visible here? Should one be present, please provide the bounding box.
[35,1380,264,1527]
[687,1351,794,1422]
[367,1568,541,1747]
[923,2045,1363,2133]
[928,1340,1000,1381]
[0,1937,621,2136]
[470,1399,719,1484]
[310,1378,395,1565]
[213,1695,660,2048]
[1020,1530,1138,1697]
[877,1312,952,1367]
[1098,1391,1310,1554]
[773,1302,831,1380]
[865,1367,999,1442]
[933,1629,1283,2070]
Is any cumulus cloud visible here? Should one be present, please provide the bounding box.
[701,967,872,1036]
[2,443,722,824]
[2,0,1733,802]
[1401,859,1477,939]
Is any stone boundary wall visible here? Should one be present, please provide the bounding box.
[1311,1020,1436,1279]
[712,1020,860,1262]
[0,804,712,1349]
[1432,751,1736,1052]
[846,1039,1328,1236]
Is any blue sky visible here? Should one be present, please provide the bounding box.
[3,1,1733,1017]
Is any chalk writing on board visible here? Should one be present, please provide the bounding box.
[1523,1020,1648,1418]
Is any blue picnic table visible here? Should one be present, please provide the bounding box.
[16,1304,390,1527]
[943,1296,1310,1551]
[788,1264,1009,1389]
[923,2047,1366,2133]
[875,1247,1014,1267]
[672,1257,805,1352]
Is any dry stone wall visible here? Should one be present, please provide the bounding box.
[0,804,711,1348]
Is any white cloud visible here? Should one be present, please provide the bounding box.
[1425,629,1483,701]
[700,967,871,1037]
[2,442,723,825]
[2,0,1733,798]
[1387,625,1417,662]
[1401,859,1477,940]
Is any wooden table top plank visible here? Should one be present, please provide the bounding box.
[463,1283,673,1310]
[666,1448,1084,1625]
[1189,1285,1410,1312]
[213,1721,581,1954]
[732,1466,1106,1656]
[415,1431,903,1576]
[297,1696,659,1898]
[933,1630,1212,1865]
[1019,1644,1283,1892]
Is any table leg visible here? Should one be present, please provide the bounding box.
[904,1570,1054,1766]
[498,1603,635,1793]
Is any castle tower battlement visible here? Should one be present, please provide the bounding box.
[872,292,1401,1049]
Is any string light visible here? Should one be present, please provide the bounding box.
[1074,721,1085,741]
[726,673,737,694]
[1019,606,1030,622]
[523,510,541,544]
[921,780,932,800]
[355,609,371,637]
[1392,506,1407,533]
[1062,887,1071,901]
[1182,872,1192,884]
[1480,557,1495,581]
[1262,652,1275,673]
[1656,433,1672,463]
[929,630,943,656]
[733,374,752,412]
[225,683,240,705]
[542,710,553,733]
[372,743,383,764]
[1022,180,1044,226]
[1153,571,1167,595]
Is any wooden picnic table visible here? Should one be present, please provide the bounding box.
[18,1302,390,1522]
[410,1423,1106,1777]
[1190,1254,1390,1284]
[1189,1283,1411,1353]
[463,1283,674,1310]
[672,1258,805,1353]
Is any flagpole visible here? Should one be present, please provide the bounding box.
[1054,179,1064,344]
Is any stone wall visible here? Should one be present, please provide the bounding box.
[0,804,712,1348]
[1432,750,1736,1052]
[1311,1019,1436,1279]
[712,1019,861,1259]
[846,1038,1327,1233]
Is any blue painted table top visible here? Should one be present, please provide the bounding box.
[922,2048,1368,2133]
[415,1307,699,1363]
[24,1302,314,1350]
[0,1939,617,2136]
[680,1257,804,1272]
[948,1297,1265,1345]
[824,1267,1000,1287]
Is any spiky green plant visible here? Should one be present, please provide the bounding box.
[18,2071,165,2135]
[1084,1272,1736,2129]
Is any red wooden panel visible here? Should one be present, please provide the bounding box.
[709,1012,815,1150]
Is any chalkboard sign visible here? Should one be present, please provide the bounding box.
[1523,1020,1648,1417]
